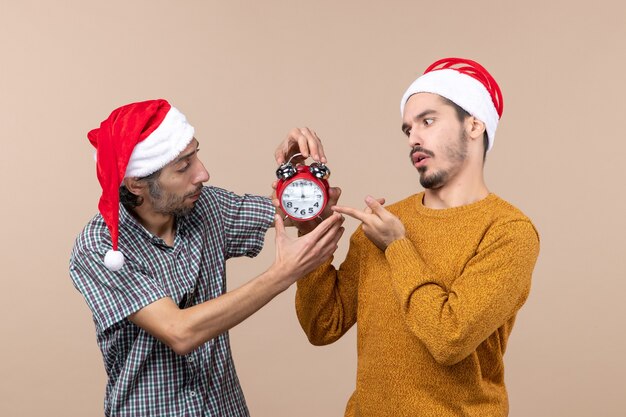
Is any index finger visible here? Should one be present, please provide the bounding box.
[298,127,327,163]
[331,205,368,223]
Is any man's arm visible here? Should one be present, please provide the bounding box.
[129,268,295,355]
[295,228,365,345]
[129,213,344,355]
[384,220,539,365]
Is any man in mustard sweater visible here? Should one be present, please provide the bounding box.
[275,58,540,416]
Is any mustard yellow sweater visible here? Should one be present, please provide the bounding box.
[296,193,540,417]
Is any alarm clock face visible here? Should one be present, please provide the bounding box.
[280,178,326,220]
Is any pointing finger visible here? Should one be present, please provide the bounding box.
[332,205,368,223]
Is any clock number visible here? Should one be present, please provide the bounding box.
[285,202,292,208]
[300,209,306,216]
[308,208,314,214]
[314,202,319,208]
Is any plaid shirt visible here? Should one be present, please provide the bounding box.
[70,186,274,417]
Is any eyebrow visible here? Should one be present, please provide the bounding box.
[401,109,438,133]
[172,140,200,165]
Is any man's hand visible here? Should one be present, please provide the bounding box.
[274,127,327,165]
[272,126,337,234]
[271,182,342,235]
[332,196,405,251]
[271,212,345,288]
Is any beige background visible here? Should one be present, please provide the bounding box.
[1,1,625,416]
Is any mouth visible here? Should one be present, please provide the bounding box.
[411,153,430,167]
[187,187,203,200]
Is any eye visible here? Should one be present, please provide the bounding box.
[178,161,191,172]
[403,128,411,137]
[423,118,434,126]
[177,148,200,172]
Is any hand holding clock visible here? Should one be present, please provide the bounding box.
[273,127,405,249]
[274,127,327,165]
[270,212,345,289]
[273,127,339,234]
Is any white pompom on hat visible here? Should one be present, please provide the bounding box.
[87,99,195,271]
[400,58,504,152]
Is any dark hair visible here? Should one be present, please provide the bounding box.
[119,169,162,209]
[440,96,489,161]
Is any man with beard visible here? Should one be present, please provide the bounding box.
[69,99,344,417]
[285,58,540,416]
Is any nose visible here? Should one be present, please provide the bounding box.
[194,161,210,184]
[408,129,422,148]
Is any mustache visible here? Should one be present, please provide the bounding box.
[185,185,203,198]
[409,146,435,159]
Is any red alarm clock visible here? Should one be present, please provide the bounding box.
[275,153,331,221]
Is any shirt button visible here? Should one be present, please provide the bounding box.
[189,391,196,397]
[187,357,193,363]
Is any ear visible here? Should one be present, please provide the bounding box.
[123,177,146,196]
[465,117,486,141]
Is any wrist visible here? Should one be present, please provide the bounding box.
[384,236,407,253]
[264,263,295,293]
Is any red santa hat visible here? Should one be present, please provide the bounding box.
[400,57,503,152]
[87,99,195,271]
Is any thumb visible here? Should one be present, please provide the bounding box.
[328,187,342,203]
[274,214,286,236]
[364,195,385,215]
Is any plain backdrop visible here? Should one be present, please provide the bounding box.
[1,1,625,416]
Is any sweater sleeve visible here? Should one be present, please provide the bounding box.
[295,229,363,345]
[385,220,540,365]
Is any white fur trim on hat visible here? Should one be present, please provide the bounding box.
[125,106,195,178]
[400,69,499,152]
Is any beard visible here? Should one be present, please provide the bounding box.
[148,181,202,217]
[419,169,448,189]
[412,131,468,189]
